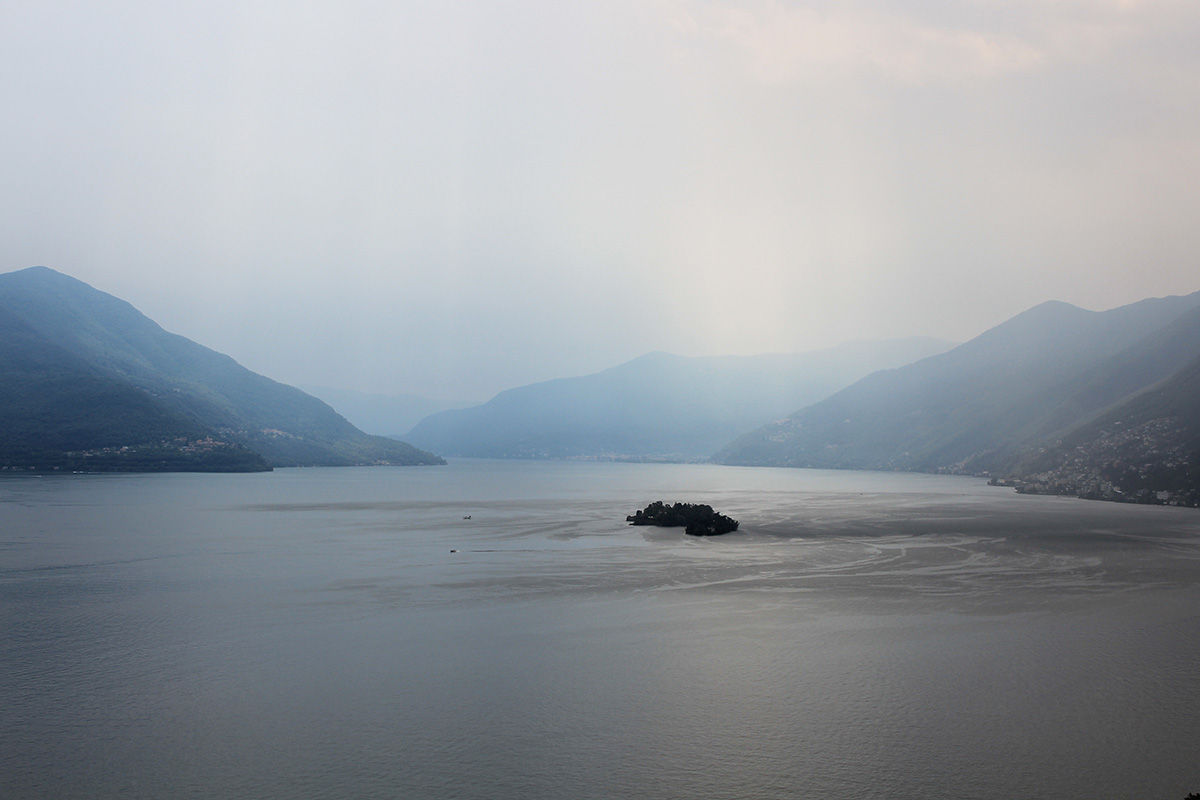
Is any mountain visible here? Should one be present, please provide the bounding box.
[0,266,444,471]
[0,302,251,470]
[298,386,480,437]
[716,291,1200,485]
[1002,343,1200,505]
[402,338,954,460]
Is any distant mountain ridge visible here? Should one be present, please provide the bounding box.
[402,338,954,460]
[0,266,443,471]
[299,386,479,438]
[715,290,1200,504]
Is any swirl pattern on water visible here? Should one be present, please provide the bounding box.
[3,461,1199,800]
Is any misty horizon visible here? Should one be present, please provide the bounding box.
[7,263,1198,408]
[4,2,1199,400]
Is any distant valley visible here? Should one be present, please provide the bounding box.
[0,267,443,472]
[401,339,954,461]
[298,386,479,438]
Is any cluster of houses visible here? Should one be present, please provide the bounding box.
[991,475,1192,507]
[989,418,1198,508]
[64,436,243,460]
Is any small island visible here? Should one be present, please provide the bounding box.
[626,501,740,536]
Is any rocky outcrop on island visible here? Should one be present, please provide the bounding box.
[627,501,740,536]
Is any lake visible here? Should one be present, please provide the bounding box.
[2,460,1199,799]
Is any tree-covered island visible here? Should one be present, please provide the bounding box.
[626,501,739,536]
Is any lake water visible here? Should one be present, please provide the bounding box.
[2,460,1199,799]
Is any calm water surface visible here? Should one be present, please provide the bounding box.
[2,461,1199,799]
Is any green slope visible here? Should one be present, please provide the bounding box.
[0,304,269,471]
[0,267,443,469]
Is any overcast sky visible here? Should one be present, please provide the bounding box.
[3,0,1198,400]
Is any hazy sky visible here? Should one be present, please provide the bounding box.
[3,1,1198,400]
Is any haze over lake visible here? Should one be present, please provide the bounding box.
[3,461,1198,799]
[7,3,1199,795]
